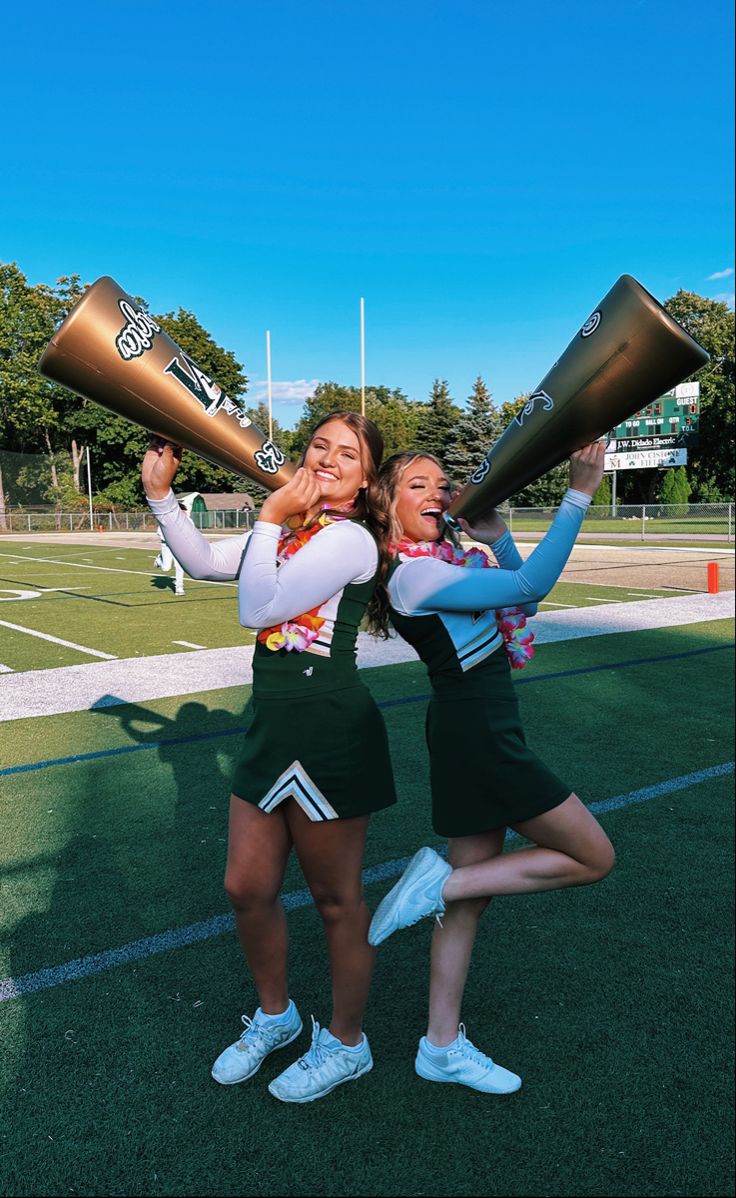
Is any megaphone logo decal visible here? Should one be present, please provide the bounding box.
[514,390,555,427]
[469,459,491,485]
[254,442,287,474]
[580,311,602,337]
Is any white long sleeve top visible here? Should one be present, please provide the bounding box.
[146,492,378,627]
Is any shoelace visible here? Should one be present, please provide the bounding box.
[297,1017,334,1071]
[448,1024,495,1070]
[237,1013,284,1053]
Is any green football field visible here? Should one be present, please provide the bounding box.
[0,540,699,672]
[0,539,734,1197]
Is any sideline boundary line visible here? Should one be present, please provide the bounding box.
[2,762,732,1004]
[2,643,732,779]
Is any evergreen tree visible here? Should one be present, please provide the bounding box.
[443,376,503,483]
[592,474,612,508]
[414,379,463,460]
[659,465,691,514]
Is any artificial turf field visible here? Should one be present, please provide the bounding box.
[0,541,734,1197]
[0,538,716,672]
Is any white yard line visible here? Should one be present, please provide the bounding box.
[0,551,237,587]
[539,601,572,607]
[0,664,13,673]
[172,640,207,649]
[0,619,117,660]
[585,597,616,603]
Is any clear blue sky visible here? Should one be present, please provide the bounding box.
[3,0,733,428]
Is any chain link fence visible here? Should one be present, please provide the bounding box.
[0,503,732,540]
[0,508,254,533]
[503,502,733,541]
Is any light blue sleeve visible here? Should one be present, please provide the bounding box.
[487,531,538,617]
[391,490,591,615]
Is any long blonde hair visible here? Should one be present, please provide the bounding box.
[374,451,460,549]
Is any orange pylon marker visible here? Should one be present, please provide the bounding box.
[707,562,719,593]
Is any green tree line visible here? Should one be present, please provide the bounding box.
[1,260,733,520]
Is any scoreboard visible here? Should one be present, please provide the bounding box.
[608,382,700,452]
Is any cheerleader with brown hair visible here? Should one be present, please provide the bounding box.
[143,412,396,1103]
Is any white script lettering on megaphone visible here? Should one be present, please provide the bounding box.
[115,301,162,360]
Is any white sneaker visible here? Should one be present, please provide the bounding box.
[211,1001,303,1085]
[415,1024,521,1094]
[368,846,452,946]
[268,1017,373,1103]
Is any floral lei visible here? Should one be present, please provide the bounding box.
[257,508,353,653]
[393,536,534,670]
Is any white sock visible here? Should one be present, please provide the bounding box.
[425,1034,459,1053]
[256,1000,293,1023]
[323,1028,365,1051]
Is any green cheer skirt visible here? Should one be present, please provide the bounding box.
[231,682,397,822]
[426,648,570,837]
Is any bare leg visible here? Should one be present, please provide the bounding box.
[427,828,506,1046]
[223,795,293,1013]
[441,794,615,903]
[286,803,372,1045]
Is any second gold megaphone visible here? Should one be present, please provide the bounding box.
[446,274,709,526]
[38,276,295,490]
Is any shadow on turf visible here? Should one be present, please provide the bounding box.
[8,697,250,983]
[150,575,178,592]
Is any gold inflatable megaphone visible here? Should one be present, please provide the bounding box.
[446,274,709,527]
[38,276,295,490]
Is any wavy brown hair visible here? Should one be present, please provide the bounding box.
[302,412,393,637]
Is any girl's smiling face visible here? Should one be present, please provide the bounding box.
[394,457,452,542]
[303,419,368,507]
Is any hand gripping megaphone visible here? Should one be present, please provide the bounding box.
[445,274,709,527]
[37,276,295,491]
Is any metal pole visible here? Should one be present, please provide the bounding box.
[266,330,273,441]
[611,470,617,516]
[729,503,733,544]
[360,297,365,416]
[508,506,513,536]
[641,504,645,541]
[86,447,94,531]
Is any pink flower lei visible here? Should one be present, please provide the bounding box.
[393,536,535,670]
